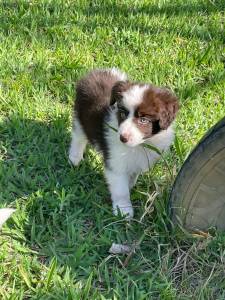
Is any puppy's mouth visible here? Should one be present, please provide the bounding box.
[119,134,143,147]
[119,130,163,147]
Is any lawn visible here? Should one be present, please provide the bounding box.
[0,0,224,299]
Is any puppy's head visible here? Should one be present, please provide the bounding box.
[111,81,179,147]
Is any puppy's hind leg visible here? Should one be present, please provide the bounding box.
[69,120,87,166]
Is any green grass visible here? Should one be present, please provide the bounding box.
[0,0,224,299]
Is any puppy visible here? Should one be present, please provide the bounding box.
[69,68,179,218]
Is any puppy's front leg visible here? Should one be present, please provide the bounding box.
[105,169,134,219]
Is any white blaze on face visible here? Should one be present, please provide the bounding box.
[118,85,149,147]
[122,85,148,110]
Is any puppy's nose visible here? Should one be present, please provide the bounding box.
[120,134,129,143]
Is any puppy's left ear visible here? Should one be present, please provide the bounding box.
[158,88,179,129]
[110,81,131,105]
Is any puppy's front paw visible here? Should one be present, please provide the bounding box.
[113,204,134,220]
[69,152,83,166]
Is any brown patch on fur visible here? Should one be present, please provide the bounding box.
[137,86,179,130]
[75,69,123,161]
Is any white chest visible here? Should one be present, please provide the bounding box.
[107,131,174,176]
[108,142,158,174]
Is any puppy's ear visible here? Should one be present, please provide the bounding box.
[110,81,131,105]
[157,88,179,129]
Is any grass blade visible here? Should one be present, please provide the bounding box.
[46,258,57,290]
[19,266,34,291]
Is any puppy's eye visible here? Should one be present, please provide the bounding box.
[120,111,127,119]
[138,117,150,124]
[118,107,129,120]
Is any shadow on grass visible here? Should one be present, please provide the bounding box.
[0,0,224,43]
[0,115,115,264]
[86,0,225,16]
[0,115,105,202]
[82,1,224,43]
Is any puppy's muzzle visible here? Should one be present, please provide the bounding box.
[120,134,129,143]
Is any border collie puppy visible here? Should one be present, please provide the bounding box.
[69,68,179,219]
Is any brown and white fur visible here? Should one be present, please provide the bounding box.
[69,68,179,219]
